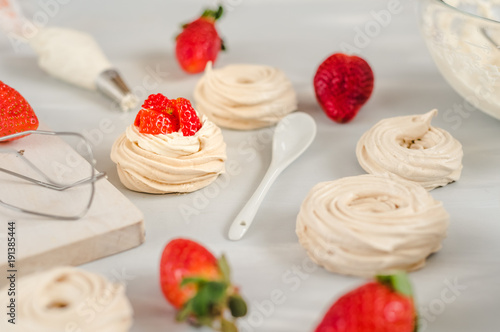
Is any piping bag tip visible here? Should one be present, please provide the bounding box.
[96,69,139,111]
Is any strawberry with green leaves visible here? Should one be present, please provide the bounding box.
[134,93,201,136]
[0,81,39,141]
[175,6,225,74]
[315,272,417,332]
[160,238,247,331]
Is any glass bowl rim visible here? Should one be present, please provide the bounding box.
[429,0,500,24]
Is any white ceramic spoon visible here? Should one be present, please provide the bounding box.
[228,112,317,241]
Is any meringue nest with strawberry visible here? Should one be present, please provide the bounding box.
[111,94,226,194]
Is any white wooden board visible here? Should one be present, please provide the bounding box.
[0,130,145,286]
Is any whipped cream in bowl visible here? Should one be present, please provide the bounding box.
[419,0,500,119]
[0,267,133,332]
[194,62,298,130]
[111,115,227,194]
[296,174,450,277]
[356,109,463,190]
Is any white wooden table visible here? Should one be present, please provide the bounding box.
[1,0,499,331]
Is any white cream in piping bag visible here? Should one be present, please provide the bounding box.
[28,27,112,90]
[0,0,138,111]
[28,27,139,111]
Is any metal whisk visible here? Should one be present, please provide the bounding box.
[0,130,105,220]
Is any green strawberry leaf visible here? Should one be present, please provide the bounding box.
[217,254,231,284]
[176,299,194,322]
[175,253,247,330]
[221,318,238,332]
[214,6,224,20]
[377,271,413,297]
[206,281,228,303]
[228,294,247,318]
[221,38,226,51]
[202,5,224,21]
[197,316,215,328]
[191,286,211,317]
[180,277,207,288]
[191,281,228,317]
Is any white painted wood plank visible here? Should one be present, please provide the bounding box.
[0,131,145,286]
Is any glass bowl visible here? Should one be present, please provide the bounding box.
[418,0,500,119]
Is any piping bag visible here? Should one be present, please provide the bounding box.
[0,0,138,111]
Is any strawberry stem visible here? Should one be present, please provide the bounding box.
[176,254,247,331]
[220,318,238,332]
[202,5,224,21]
[217,255,231,284]
[376,271,413,297]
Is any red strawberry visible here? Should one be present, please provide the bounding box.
[315,272,417,332]
[0,81,39,141]
[160,238,247,331]
[142,93,176,113]
[175,6,225,74]
[134,94,179,135]
[314,53,374,123]
[134,94,202,136]
[174,97,202,136]
[134,109,179,135]
[134,93,201,136]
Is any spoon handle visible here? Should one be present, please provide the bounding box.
[228,164,282,241]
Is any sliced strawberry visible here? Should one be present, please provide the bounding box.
[134,108,179,135]
[134,94,202,136]
[314,53,374,123]
[142,93,176,113]
[0,81,39,141]
[174,97,202,136]
[135,93,179,135]
[175,6,225,74]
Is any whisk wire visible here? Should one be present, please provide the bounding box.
[0,130,106,220]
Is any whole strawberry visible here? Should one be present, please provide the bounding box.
[160,238,247,331]
[314,53,374,123]
[0,81,39,141]
[315,272,417,332]
[134,93,201,136]
[175,6,225,74]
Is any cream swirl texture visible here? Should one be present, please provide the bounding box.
[356,109,463,190]
[110,116,226,194]
[193,62,297,130]
[0,267,132,332]
[296,174,449,277]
